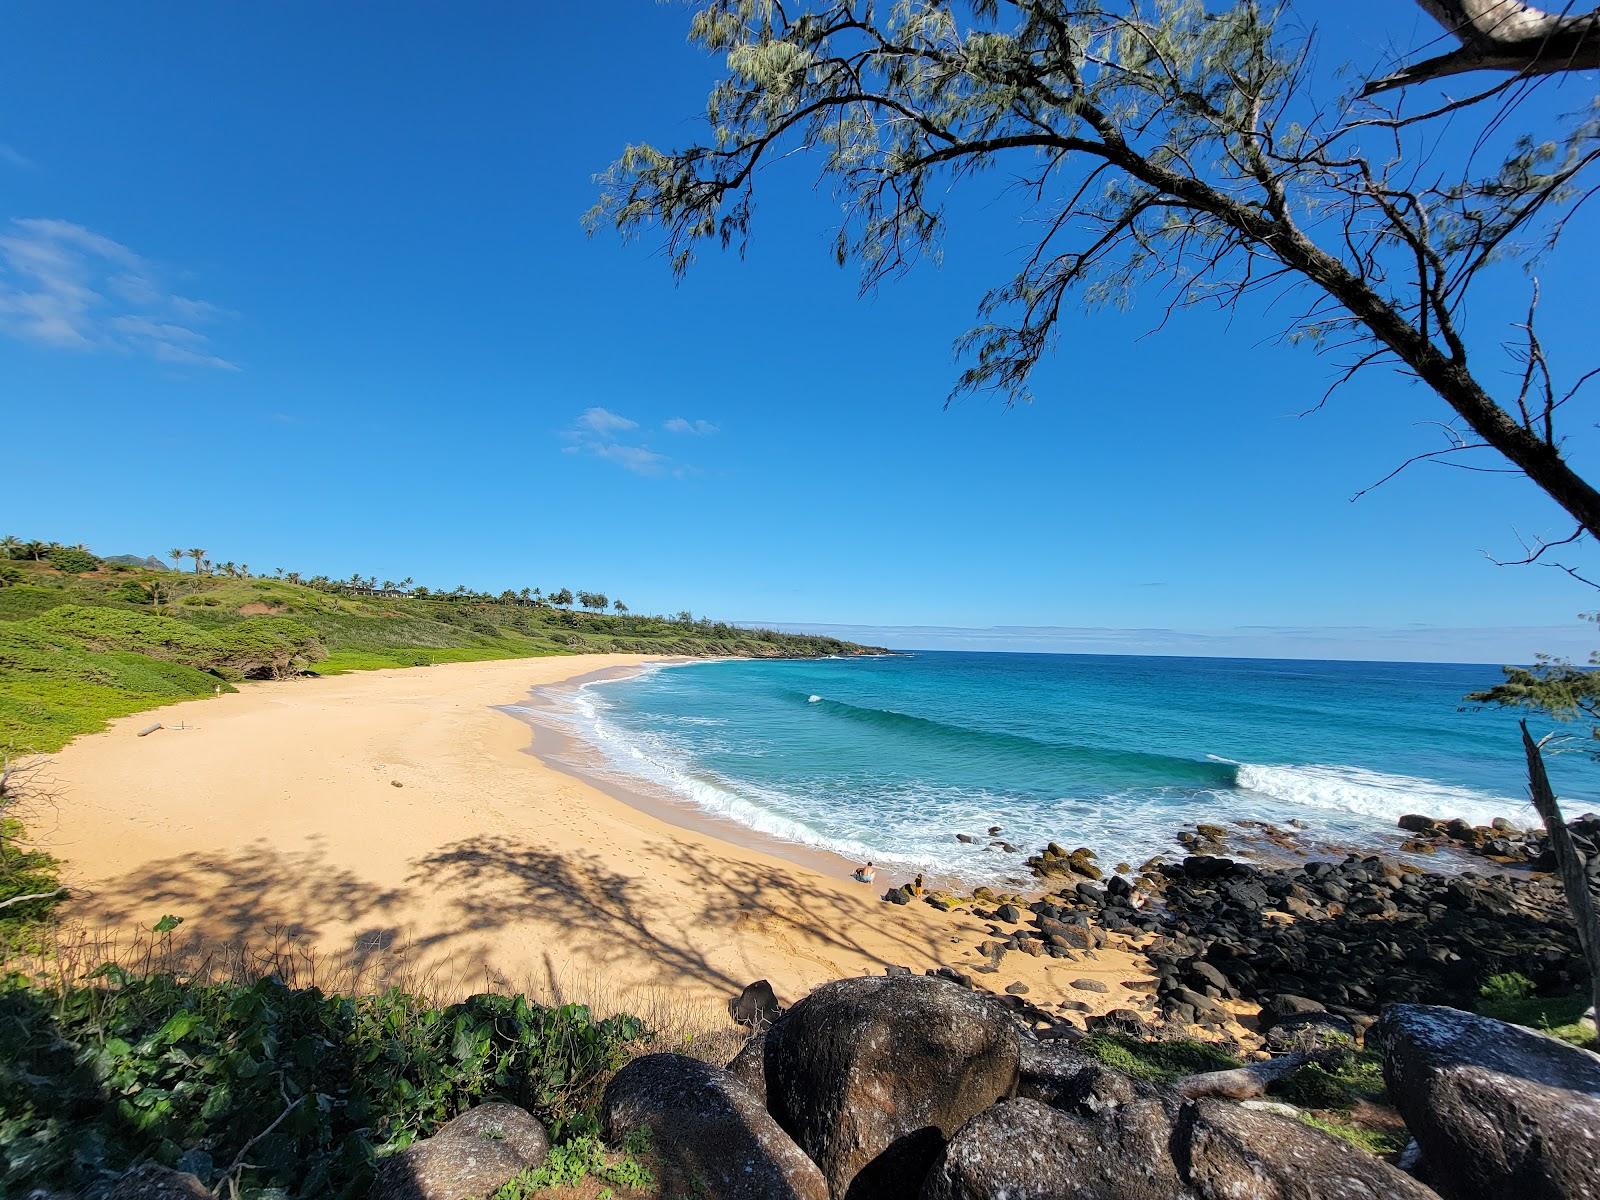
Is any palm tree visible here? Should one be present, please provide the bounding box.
[1,536,20,559]
[24,541,47,562]
[613,600,629,615]
[239,563,250,578]
[168,548,183,570]
[186,548,206,574]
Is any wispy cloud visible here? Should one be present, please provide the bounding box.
[0,217,236,368]
[0,144,33,171]
[563,408,676,476]
[664,416,719,436]
[576,406,638,435]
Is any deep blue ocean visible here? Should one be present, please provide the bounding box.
[542,651,1598,881]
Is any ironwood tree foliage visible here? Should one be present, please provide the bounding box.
[591,0,1600,541]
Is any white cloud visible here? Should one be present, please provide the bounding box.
[0,145,34,170]
[664,416,719,436]
[576,406,638,435]
[563,408,675,476]
[0,217,236,369]
[594,443,671,474]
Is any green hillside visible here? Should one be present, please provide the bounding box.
[0,549,883,753]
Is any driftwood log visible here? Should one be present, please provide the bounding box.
[1174,1052,1310,1101]
[1522,721,1600,1037]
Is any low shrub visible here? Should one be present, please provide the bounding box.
[0,971,646,1198]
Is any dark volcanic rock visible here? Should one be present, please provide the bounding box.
[763,973,1020,1200]
[726,1027,768,1103]
[1017,1038,1150,1115]
[604,1053,826,1200]
[372,1103,549,1200]
[107,1166,213,1199]
[1178,1098,1440,1199]
[922,1097,1186,1200]
[1379,1004,1600,1200]
[731,979,783,1028]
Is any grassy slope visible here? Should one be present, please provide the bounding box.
[0,561,881,753]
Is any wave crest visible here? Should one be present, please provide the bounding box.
[1234,762,1520,825]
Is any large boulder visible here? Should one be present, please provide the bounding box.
[1378,1003,1600,1199]
[732,979,784,1028]
[727,1027,769,1103]
[922,1097,1187,1200]
[371,1103,549,1200]
[603,1052,827,1200]
[763,974,1021,1200]
[1017,1038,1149,1114]
[1177,1099,1440,1199]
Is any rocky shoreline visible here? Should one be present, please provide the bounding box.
[399,975,1600,1200]
[881,810,1598,1053]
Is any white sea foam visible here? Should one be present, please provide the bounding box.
[807,694,822,703]
[1233,761,1525,826]
[561,681,893,864]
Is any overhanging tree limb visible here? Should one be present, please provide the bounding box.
[1366,1,1600,94]
[592,2,1600,543]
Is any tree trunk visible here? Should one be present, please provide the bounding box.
[1367,2,1600,92]
[1521,719,1600,1028]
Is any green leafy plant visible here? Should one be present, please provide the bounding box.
[0,972,646,1198]
[1480,972,1535,1004]
[492,1133,655,1199]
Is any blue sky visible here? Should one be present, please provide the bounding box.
[3,2,1598,662]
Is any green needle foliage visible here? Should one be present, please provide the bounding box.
[592,0,1600,545]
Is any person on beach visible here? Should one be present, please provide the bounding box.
[853,861,876,883]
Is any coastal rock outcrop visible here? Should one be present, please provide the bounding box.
[1378,1003,1600,1200]
[604,1053,826,1200]
[921,1096,1186,1200]
[1011,850,1589,1033]
[923,1092,1442,1200]
[1177,1098,1440,1199]
[370,1102,549,1200]
[762,974,1020,1200]
[726,1027,769,1103]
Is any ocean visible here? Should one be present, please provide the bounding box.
[530,651,1599,883]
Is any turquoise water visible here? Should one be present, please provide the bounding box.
[543,652,1598,881]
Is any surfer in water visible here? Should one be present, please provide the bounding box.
[853,861,876,884]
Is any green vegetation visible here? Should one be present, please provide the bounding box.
[493,1131,656,1199]
[1078,1033,1239,1083]
[0,818,60,952]
[1477,972,1597,1048]
[1298,1112,1407,1158]
[0,966,645,1199]
[0,543,882,753]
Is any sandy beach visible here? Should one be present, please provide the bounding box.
[35,655,1146,1023]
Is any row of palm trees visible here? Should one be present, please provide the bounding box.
[5,534,635,618]
[1,536,91,562]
